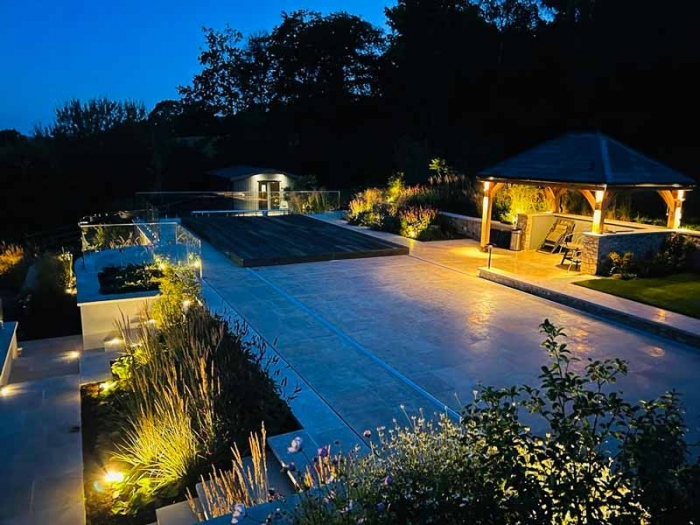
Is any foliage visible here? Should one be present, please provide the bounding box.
[346,187,386,227]
[285,191,339,214]
[49,98,146,139]
[97,264,162,295]
[398,206,438,239]
[643,233,696,277]
[81,225,141,253]
[608,251,638,279]
[346,167,468,241]
[188,424,276,520]
[495,184,549,224]
[0,242,27,290]
[93,261,297,516]
[178,11,386,116]
[285,320,700,524]
[606,234,696,279]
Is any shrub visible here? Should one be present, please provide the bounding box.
[97,263,162,294]
[0,242,26,288]
[608,251,638,279]
[347,188,385,224]
[286,320,699,524]
[398,206,438,239]
[495,184,549,224]
[642,233,696,277]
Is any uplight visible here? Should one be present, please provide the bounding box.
[67,351,80,360]
[99,381,116,392]
[0,385,10,397]
[104,470,125,483]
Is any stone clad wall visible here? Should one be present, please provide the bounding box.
[581,231,671,275]
[439,212,513,247]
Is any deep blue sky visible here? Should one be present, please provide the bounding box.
[0,0,389,134]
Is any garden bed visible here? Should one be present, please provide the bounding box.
[574,273,700,318]
[81,263,299,524]
[97,264,162,295]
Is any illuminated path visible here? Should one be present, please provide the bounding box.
[201,240,700,443]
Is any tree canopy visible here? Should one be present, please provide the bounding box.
[2,0,700,240]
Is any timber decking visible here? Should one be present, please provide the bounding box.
[183,214,409,267]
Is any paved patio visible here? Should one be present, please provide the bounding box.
[0,336,84,525]
[201,230,700,443]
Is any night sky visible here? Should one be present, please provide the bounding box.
[0,0,388,133]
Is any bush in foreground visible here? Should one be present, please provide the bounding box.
[281,320,699,525]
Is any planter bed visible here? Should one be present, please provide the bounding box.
[97,264,162,295]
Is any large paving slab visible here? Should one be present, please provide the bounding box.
[201,238,700,443]
[0,336,84,525]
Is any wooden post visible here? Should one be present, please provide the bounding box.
[658,189,685,229]
[480,182,502,250]
[591,189,607,234]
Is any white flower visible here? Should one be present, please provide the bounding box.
[287,436,303,453]
[231,503,246,523]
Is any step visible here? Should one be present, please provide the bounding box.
[155,499,198,525]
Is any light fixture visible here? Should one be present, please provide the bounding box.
[104,470,124,483]
[67,351,80,360]
[0,385,10,397]
[99,381,116,392]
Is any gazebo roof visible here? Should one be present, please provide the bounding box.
[478,133,696,189]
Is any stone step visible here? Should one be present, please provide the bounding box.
[155,499,199,525]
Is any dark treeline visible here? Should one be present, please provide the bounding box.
[2,0,700,240]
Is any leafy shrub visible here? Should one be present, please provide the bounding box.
[285,320,699,524]
[642,233,696,277]
[347,188,385,224]
[346,171,465,241]
[608,251,638,279]
[97,263,162,294]
[398,206,438,239]
[495,184,549,224]
[0,242,26,289]
[286,191,338,214]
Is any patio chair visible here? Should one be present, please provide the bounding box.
[560,233,585,271]
[537,219,575,254]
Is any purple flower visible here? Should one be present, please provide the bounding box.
[318,445,329,458]
[377,502,386,512]
[363,429,372,438]
[382,475,393,486]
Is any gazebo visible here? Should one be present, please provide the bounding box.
[477,132,696,248]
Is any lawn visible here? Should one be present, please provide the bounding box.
[575,272,700,318]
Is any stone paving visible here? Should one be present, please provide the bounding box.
[201,232,700,444]
[0,336,84,525]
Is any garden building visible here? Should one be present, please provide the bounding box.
[207,165,296,211]
[478,132,697,274]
